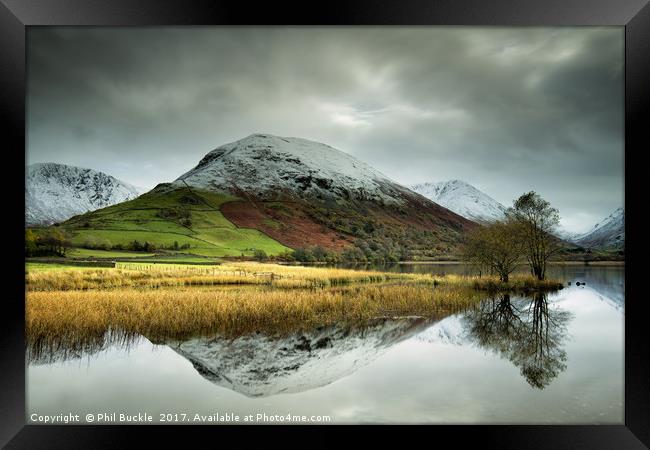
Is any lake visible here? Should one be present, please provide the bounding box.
[27,264,624,424]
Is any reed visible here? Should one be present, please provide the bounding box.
[26,262,431,291]
[25,262,564,349]
[26,282,482,343]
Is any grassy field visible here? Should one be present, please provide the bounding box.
[66,248,156,259]
[25,262,104,272]
[48,185,290,257]
[26,262,564,352]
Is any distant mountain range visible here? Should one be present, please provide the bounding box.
[570,207,624,250]
[26,163,141,226]
[411,179,507,224]
[25,136,623,255]
[412,179,624,251]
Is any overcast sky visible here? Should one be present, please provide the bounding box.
[27,27,623,233]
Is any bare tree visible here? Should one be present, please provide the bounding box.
[507,192,561,280]
[463,219,525,282]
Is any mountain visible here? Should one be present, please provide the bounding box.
[175,133,413,206]
[410,180,507,224]
[52,134,476,259]
[554,227,582,243]
[26,163,141,226]
[173,134,476,256]
[571,207,624,250]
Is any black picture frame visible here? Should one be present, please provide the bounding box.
[2,1,648,448]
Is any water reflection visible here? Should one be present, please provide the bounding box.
[334,263,624,311]
[27,329,142,365]
[26,266,619,395]
[26,265,623,424]
[26,291,576,393]
[461,292,572,389]
[27,292,573,394]
[163,317,433,397]
[560,267,624,312]
[27,317,438,397]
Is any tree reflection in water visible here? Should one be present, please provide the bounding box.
[462,292,572,389]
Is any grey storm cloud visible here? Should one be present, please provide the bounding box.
[27,26,623,233]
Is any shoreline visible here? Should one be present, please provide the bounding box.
[396,260,624,266]
[26,257,625,267]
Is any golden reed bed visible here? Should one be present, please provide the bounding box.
[25,262,563,345]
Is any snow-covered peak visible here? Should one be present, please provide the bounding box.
[411,180,507,224]
[555,226,582,242]
[586,207,623,233]
[174,133,413,205]
[572,207,624,250]
[26,162,141,226]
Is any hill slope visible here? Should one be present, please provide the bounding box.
[26,163,141,226]
[411,180,507,224]
[61,184,290,257]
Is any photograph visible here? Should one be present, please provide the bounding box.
[24,26,625,426]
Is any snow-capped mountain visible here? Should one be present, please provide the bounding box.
[26,163,141,226]
[175,133,419,205]
[410,180,507,224]
[166,318,433,398]
[554,227,582,243]
[571,207,624,250]
[50,134,474,256]
[169,133,475,253]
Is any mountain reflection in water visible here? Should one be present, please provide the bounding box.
[164,317,433,397]
[26,265,623,424]
[27,317,439,396]
[27,292,574,395]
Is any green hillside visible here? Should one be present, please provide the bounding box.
[56,184,291,257]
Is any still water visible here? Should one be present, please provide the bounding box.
[27,264,624,424]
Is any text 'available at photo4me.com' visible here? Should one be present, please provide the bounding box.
[29,411,333,424]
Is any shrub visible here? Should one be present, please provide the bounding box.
[292,248,314,262]
[253,249,268,261]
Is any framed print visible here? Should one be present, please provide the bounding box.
[2,0,649,448]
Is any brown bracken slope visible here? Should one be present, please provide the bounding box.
[221,191,477,253]
[221,200,352,251]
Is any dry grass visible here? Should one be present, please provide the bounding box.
[25,262,564,351]
[25,262,431,291]
[26,282,481,344]
[25,262,563,293]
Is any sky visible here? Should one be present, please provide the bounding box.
[27,27,624,233]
